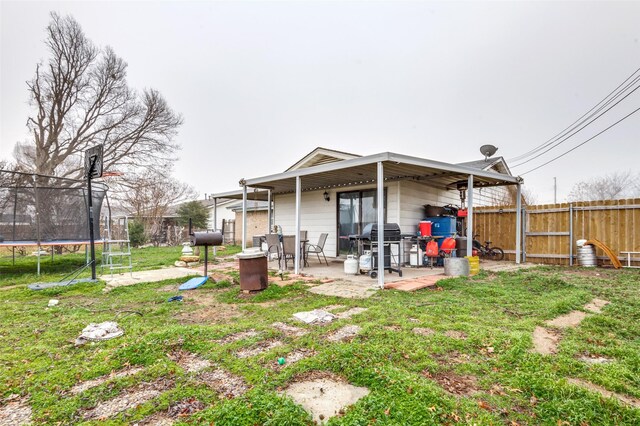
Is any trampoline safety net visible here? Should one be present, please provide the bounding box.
[0,171,107,243]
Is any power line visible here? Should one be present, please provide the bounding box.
[521,105,640,175]
[512,81,640,168]
[508,66,640,162]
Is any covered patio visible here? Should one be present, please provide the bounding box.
[210,151,524,289]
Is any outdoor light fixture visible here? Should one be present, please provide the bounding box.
[323,191,330,202]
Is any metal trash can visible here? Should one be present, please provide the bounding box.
[237,248,268,291]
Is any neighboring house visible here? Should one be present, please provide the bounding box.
[227,200,269,247]
[210,147,523,279]
[206,198,236,230]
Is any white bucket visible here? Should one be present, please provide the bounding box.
[344,255,359,275]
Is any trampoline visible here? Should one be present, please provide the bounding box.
[0,170,108,275]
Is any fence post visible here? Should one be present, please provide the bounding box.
[569,203,573,266]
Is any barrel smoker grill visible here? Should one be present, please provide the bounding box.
[351,223,403,278]
[189,224,223,277]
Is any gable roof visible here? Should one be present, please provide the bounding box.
[285,147,361,172]
[456,156,512,176]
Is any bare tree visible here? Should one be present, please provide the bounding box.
[567,171,640,201]
[113,171,197,244]
[21,13,182,180]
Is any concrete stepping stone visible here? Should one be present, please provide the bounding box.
[71,366,145,394]
[197,368,249,398]
[272,322,309,337]
[307,281,376,299]
[0,396,32,426]
[283,377,369,424]
[578,356,614,365]
[235,339,284,358]
[532,326,561,355]
[293,309,336,324]
[335,307,368,319]
[326,325,362,342]
[568,378,640,408]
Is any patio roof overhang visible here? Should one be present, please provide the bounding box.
[210,152,523,200]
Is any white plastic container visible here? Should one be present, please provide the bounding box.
[409,244,423,266]
[359,250,372,272]
[344,255,359,275]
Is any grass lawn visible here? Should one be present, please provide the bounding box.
[1,247,639,425]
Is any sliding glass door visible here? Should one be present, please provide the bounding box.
[337,189,386,255]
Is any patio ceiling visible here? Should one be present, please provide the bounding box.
[210,152,523,200]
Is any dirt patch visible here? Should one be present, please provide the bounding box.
[138,413,175,425]
[434,351,472,366]
[423,370,479,396]
[408,318,420,323]
[197,368,249,398]
[175,299,241,325]
[531,326,561,355]
[167,351,211,373]
[326,325,362,342]
[283,375,370,424]
[444,330,467,340]
[412,327,435,337]
[167,398,206,418]
[213,329,260,344]
[0,396,32,426]
[269,348,317,371]
[584,298,610,314]
[384,325,402,331]
[321,304,346,312]
[578,355,614,365]
[70,366,144,394]
[272,322,309,337]
[0,284,23,292]
[83,378,173,420]
[335,307,368,319]
[567,378,640,408]
[546,311,587,328]
[235,339,284,358]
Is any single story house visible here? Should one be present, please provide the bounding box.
[210,147,524,287]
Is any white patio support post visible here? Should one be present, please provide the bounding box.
[213,197,218,257]
[466,175,474,257]
[515,183,522,264]
[294,176,301,274]
[267,190,272,234]
[377,161,384,289]
[242,185,247,250]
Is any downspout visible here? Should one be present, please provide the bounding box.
[213,197,217,257]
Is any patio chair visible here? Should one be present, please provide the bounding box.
[281,235,298,269]
[265,233,281,261]
[306,233,329,266]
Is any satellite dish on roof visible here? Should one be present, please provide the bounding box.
[480,144,498,161]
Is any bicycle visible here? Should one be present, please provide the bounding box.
[472,235,505,261]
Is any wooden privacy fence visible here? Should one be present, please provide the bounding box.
[474,198,640,267]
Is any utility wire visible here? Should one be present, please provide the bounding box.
[509,66,640,162]
[512,81,640,167]
[521,105,640,175]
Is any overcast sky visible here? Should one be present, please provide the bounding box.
[1,0,639,203]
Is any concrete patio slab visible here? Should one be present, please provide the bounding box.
[102,267,199,292]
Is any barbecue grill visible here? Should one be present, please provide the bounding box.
[350,223,403,278]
